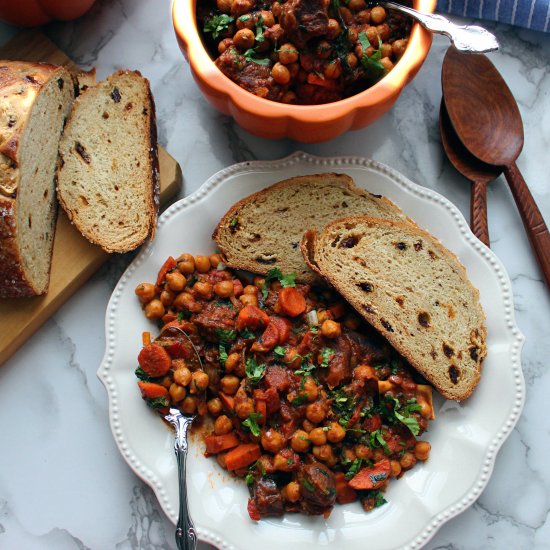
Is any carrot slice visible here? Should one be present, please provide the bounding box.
[255,399,267,425]
[251,320,279,353]
[307,73,339,90]
[219,392,235,411]
[204,433,240,455]
[277,287,306,317]
[137,381,169,400]
[334,472,358,504]
[155,256,177,291]
[138,343,172,377]
[348,459,391,490]
[225,443,262,471]
[270,316,292,344]
[236,305,270,331]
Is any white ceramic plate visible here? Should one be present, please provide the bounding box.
[98,152,525,550]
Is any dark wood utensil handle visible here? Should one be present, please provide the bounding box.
[470,180,490,247]
[504,162,550,288]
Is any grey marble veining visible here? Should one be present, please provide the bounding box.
[0,0,549,549]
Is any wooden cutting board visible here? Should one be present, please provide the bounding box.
[0,30,182,365]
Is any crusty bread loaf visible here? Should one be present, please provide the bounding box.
[0,61,75,298]
[213,173,409,284]
[303,216,486,400]
[56,70,159,253]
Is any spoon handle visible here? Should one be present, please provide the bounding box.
[470,180,490,247]
[504,162,550,289]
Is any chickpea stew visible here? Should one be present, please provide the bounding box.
[135,252,434,519]
[197,0,413,104]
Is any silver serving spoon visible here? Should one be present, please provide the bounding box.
[379,2,499,53]
[160,325,202,550]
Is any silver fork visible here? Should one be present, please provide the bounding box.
[165,407,197,550]
[160,325,202,550]
[376,1,499,53]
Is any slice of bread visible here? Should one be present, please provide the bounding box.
[0,61,75,298]
[303,216,486,400]
[213,173,409,284]
[57,70,159,253]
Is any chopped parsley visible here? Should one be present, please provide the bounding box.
[216,329,237,343]
[177,311,186,322]
[290,393,309,406]
[319,347,335,368]
[243,48,270,66]
[370,490,388,508]
[255,15,265,43]
[245,357,266,384]
[219,344,228,367]
[135,366,153,382]
[273,345,286,359]
[262,268,297,298]
[358,31,386,81]
[242,412,263,436]
[344,458,365,480]
[229,216,238,227]
[385,395,421,436]
[240,328,256,340]
[203,14,234,40]
[145,396,169,410]
[368,429,390,454]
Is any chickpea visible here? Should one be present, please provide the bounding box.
[326,18,341,39]
[195,255,211,273]
[377,23,391,42]
[261,429,284,454]
[356,9,371,24]
[365,25,379,45]
[191,371,209,393]
[281,481,301,502]
[291,430,311,453]
[278,43,299,65]
[273,452,295,471]
[233,28,255,50]
[321,319,342,338]
[259,9,275,27]
[239,293,258,307]
[323,60,342,80]
[316,40,332,59]
[181,396,197,414]
[173,291,195,311]
[220,375,240,395]
[355,444,373,460]
[281,91,297,104]
[308,427,327,446]
[194,281,213,299]
[303,377,319,402]
[326,421,346,443]
[135,282,156,303]
[176,254,195,275]
[160,289,175,307]
[373,448,387,462]
[173,366,192,386]
[306,402,327,424]
[390,459,402,478]
[216,0,232,13]
[339,6,353,24]
[347,27,358,44]
[224,352,240,373]
[370,6,386,24]
[235,398,255,420]
[400,451,417,469]
[243,284,258,296]
[214,414,233,435]
[145,299,164,319]
[302,419,315,433]
[354,364,375,380]
[207,397,223,416]
[417,397,433,419]
[392,38,408,59]
[160,375,172,388]
[253,276,265,289]
[231,0,253,16]
[209,253,223,268]
[271,1,282,18]
[287,62,300,78]
[271,62,291,85]
[169,383,186,402]
[380,57,394,72]
[214,280,234,298]
[414,441,431,461]
[342,448,356,462]
[218,37,234,54]
[312,444,335,463]
[165,271,186,293]
[257,454,274,474]
[347,0,365,10]
[381,42,392,59]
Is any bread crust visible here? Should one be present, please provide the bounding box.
[213,173,409,283]
[303,216,487,400]
[0,61,72,298]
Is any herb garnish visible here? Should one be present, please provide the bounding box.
[358,31,386,81]
[262,268,297,299]
[243,48,270,66]
[242,412,263,436]
[369,428,390,454]
[135,366,152,382]
[319,347,335,368]
[245,357,266,384]
[219,344,228,367]
[203,14,234,40]
[385,395,421,436]
[273,345,286,359]
[216,329,237,343]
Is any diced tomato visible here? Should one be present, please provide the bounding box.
[277,287,306,317]
[138,344,172,377]
[251,320,279,353]
[155,256,177,291]
[236,305,270,331]
[348,459,391,490]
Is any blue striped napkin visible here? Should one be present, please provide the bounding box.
[437,0,550,32]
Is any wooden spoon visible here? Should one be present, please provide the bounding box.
[439,99,501,247]
[442,46,550,287]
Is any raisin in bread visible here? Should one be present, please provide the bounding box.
[56,70,159,253]
[0,61,75,298]
[213,173,409,284]
[302,216,487,400]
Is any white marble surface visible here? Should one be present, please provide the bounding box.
[0,1,549,549]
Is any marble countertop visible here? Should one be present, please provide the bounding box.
[0,1,549,549]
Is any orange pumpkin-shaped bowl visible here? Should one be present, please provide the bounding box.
[173,0,436,143]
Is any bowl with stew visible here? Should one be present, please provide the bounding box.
[172,0,436,143]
